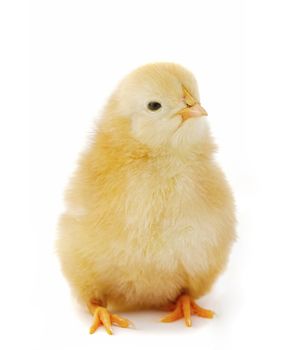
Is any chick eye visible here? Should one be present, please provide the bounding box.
[147,101,162,111]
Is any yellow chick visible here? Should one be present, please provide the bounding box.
[57,63,236,335]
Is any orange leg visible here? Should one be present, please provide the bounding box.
[161,294,215,327]
[87,300,133,335]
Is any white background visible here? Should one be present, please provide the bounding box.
[0,0,296,349]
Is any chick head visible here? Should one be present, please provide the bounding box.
[110,63,209,149]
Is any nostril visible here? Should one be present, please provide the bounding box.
[181,98,191,108]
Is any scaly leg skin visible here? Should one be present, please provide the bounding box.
[87,300,133,335]
[161,294,215,327]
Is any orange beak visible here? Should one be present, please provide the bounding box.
[179,87,208,121]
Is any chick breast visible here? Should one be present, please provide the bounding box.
[57,131,235,310]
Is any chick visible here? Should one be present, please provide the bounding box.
[57,63,236,334]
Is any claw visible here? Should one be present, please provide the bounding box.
[161,294,215,327]
[88,302,133,335]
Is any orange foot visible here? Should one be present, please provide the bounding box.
[88,301,133,335]
[160,294,215,327]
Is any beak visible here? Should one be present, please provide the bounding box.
[180,86,208,121]
[179,104,208,121]
[183,86,196,107]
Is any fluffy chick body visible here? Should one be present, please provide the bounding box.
[57,63,235,311]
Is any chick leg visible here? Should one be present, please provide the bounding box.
[160,294,214,327]
[87,300,132,335]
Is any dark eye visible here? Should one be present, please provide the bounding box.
[147,101,162,111]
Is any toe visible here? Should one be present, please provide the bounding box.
[99,308,113,335]
[180,295,192,327]
[160,304,183,323]
[191,301,215,319]
[89,313,101,334]
[111,314,133,328]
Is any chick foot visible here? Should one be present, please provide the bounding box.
[160,294,214,327]
[88,301,132,335]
